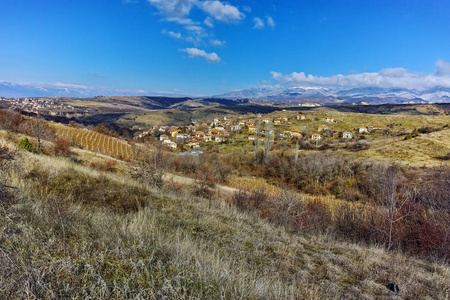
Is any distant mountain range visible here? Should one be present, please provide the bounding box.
[2,80,450,104]
[0,81,91,98]
[0,81,151,98]
[215,86,450,104]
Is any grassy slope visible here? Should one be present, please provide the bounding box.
[357,128,450,167]
[1,140,449,299]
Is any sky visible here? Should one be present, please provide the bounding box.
[1,0,450,97]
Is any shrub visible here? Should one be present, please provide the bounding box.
[353,139,370,150]
[0,145,15,205]
[53,137,72,156]
[90,160,117,172]
[17,137,34,152]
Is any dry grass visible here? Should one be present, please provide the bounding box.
[1,140,449,299]
[357,128,450,167]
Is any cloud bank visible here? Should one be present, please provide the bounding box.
[271,60,450,90]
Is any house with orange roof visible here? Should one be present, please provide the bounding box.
[290,129,302,137]
[311,133,323,141]
[274,118,283,125]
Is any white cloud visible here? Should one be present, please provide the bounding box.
[436,59,450,76]
[180,47,220,63]
[253,17,264,29]
[38,82,90,89]
[210,39,225,46]
[165,17,198,25]
[147,0,244,22]
[7,81,149,97]
[147,0,245,62]
[199,1,245,22]
[266,16,275,29]
[242,6,252,13]
[162,29,182,39]
[185,25,204,32]
[147,0,197,17]
[162,29,200,44]
[204,16,214,27]
[270,60,450,90]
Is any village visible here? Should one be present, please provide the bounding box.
[135,112,385,152]
[0,97,74,113]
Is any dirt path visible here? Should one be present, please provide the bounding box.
[165,173,238,195]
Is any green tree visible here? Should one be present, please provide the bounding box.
[17,137,34,152]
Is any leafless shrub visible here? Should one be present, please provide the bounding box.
[232,188,269,212]
[90,160,117,172]
[29,115,55,153]
[361,163,413,250]
[53,137,72,156]
[0,145,16,205]
[134,144,170,188]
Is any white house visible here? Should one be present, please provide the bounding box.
[342,132,353,139]
[358,127,368,133]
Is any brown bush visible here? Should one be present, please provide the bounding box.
[232,188,269,212]
[0,108,28,133]
[53,137,72,156]
[0,145,15,205]
[90,160,117,172]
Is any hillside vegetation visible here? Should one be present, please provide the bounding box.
[1,107,450,299]
[0,140,449,299]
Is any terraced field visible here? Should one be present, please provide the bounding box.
[55,125,135,159]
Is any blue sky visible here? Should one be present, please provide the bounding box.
[1,0,450,97]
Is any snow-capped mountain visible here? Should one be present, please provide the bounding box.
[216,86,450,104]
[2,80,450,104]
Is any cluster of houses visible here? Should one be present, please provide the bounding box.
[0,97,73,112]
[135,113,384,151]
[137,119,235,150]
[296,114,383,141]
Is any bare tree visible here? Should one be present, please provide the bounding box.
[30,115,54,153]
[134,143,169,188]
[255,116,263,163]
[271,188,303,229]
[263,122,273,161]
[0,145,16,204]
[366,163,412,250]
[294,138,299,164]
